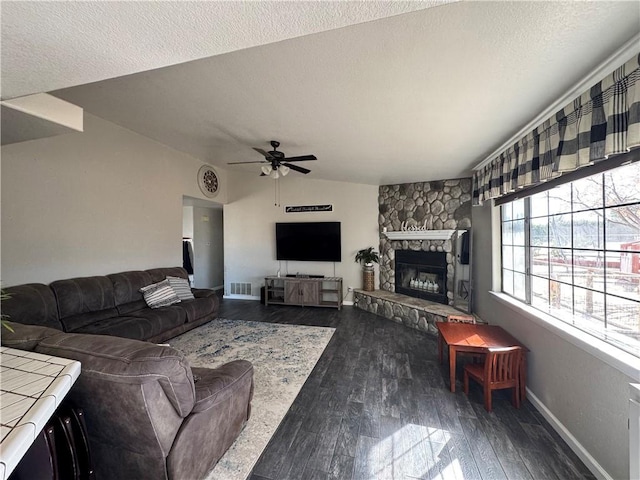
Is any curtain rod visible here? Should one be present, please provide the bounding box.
[473,33,640,172]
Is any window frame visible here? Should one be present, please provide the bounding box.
[498,156,640,362]
[489,291,640,380]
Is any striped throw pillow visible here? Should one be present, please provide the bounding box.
[140,279,181,308]
[166,276,195,301]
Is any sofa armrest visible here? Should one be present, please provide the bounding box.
[192,288,217,299]
[167,361,253,479]
[191,360,253,413]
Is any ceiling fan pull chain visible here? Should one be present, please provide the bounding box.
[277,177,281,207]
[274,178,278,207]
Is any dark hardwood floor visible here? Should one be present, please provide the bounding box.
[218,300,595,480]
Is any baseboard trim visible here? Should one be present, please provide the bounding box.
[527,388,612,480]
[222,296,354,307]
[223,294,260,301]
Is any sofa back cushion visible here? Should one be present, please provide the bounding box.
[107,271,152,315]
[2,283,63,330]
[50,276,119,332]
[146,267,189,283]
[35,331,196,417]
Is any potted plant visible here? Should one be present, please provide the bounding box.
[355,247,379,291]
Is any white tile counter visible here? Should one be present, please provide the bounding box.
[0,347,80,479]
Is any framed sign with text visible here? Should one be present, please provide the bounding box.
[284,204,333,214]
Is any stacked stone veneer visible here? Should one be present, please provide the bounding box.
[378,178,472,305]
[353,290,464,336]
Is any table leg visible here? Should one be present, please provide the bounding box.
[438,332,443,364]
[449,346,456,393]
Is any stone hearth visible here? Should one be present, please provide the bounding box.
[353,289,477,336]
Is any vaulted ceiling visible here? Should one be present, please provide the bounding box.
[2,1,639,185]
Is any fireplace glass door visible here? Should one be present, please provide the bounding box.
[395,250,448,304]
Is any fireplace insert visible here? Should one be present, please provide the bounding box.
[395,250,448,304]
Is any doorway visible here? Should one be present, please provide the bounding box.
[182,196,224,291]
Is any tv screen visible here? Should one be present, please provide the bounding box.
[276,222,341,262]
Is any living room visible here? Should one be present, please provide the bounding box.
[2,2,640,480]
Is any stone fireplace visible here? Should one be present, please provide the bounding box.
[378,178,472,306]
[354,177,473,336]
[395,250,448,304]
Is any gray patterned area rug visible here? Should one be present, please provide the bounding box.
[169,318,335,480]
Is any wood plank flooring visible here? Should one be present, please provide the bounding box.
[218,300,595,480]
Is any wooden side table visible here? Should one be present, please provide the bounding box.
[436,322,528,401]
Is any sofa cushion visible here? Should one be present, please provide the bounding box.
[50,276,118,332]
[128,305,187,333]
[0,321,62,351]
[108,271,153,315]
[69,312,180,341]
[179,297,218,323]
[35,332,196,418]
[166,276,195,301]
[57,308,122,333]
[1,283,63,330]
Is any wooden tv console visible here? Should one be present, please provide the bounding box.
[264,276,343,310]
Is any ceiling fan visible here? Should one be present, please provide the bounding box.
[228,140,317,178]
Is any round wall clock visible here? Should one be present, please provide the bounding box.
[198,165,220,198]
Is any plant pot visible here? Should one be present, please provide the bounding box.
[362,264,375,292]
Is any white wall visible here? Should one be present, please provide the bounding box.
[192,206,223,289]
[224,171,379,302]
[472,200,636,480]
[1,113,228,286]
[182,205,194,238]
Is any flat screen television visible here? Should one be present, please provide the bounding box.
[276,222,341,262]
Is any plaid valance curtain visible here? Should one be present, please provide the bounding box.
[472,53,640,205]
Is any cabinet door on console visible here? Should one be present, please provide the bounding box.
[300,281,319,305]
[284,281,301,304]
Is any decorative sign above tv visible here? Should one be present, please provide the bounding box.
[276,222,341,262]
[284,204,333,213]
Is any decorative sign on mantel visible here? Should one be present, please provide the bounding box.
[383,229,462,240]
[285,204,333,214]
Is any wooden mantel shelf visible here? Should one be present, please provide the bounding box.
[382,229,463,240]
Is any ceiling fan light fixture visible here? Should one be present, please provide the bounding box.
[261,165,272,175]
[228,141,316,177]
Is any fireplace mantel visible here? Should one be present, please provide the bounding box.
[382,229,462,241]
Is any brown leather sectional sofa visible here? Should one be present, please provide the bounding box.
[2,267,254,479]
[3,321,253,479]
[2,267,218,342]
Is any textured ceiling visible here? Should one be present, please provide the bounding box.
[1,1,444,99]
[3,1,640,186]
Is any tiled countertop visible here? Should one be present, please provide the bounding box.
[0,347,81,479]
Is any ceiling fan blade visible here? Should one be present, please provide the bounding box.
[283,155,317,162]
[253,147,273,158]
[283,163,311,174]
[227,160,267,165]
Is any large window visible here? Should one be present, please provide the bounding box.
[501,161,640,357]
